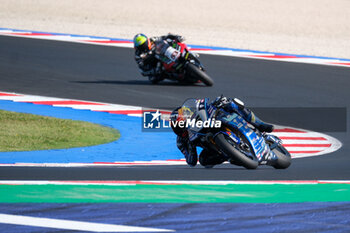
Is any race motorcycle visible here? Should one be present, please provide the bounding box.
[146,40,214,86]
[177,98,291,169]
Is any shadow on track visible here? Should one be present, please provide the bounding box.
[72,80,208,87]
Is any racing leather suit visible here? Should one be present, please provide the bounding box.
[134,33,184,83]
[170,97,274,167]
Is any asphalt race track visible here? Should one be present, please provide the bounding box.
[0,35,349,180]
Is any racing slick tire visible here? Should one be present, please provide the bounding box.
[186,63,214,86]
[272,145,292,169]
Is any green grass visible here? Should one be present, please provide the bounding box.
[0,184,349,203]
[0,110,120,151]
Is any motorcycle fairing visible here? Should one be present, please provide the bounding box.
[219,112,269,161]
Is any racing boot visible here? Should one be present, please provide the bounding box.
[253,120,274,133]
[148,75,163,84]
[177,136,198,167]
[199,149,226,168]
[243,108,274,133]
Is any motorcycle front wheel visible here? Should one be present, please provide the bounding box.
[271,145,291,169]
[186,63,214,86]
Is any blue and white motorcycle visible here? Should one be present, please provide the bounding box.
[177,98,291,169]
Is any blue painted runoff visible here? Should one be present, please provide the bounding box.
[0,100,182,163]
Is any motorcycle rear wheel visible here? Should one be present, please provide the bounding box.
[186,63,214,86]
[214,133,258,169]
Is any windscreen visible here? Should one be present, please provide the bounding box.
[177,98,198,121]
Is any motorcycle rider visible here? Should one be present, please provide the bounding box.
[170,96,274,168]
[133,33,185,83]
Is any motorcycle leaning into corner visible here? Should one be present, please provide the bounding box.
[141,39,214,86]
[175,98,291,169]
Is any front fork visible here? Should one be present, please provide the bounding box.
[262,134,282,165]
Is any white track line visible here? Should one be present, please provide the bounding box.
[0,213,173,232]
[197,50,350,68]
[0,180,349,185]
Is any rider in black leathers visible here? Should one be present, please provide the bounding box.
[133,33,185,83]
[170,96,274,168]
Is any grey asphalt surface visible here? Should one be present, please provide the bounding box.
[0,35,349,180]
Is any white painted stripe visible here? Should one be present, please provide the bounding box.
[0,213,173,232]
[0,161,188,167]
[52,105,142,112]
[0,180,349,185]
[281,140,330,144]
[195,50,350,67]
[283,147,328,151]
[128,113,143,117]
[50,104,93,108]
[0,96,65,102]
[5,33,135,48]
[60,104,108,110]
[144,180,314,185]
[273,133,319,137]
[68,105,141,111]
[0,29,14,33]
[0,91,143,110]
[0,163,116,167]
[318,180,350,184]
[79,38,111,42]
[0,97,21,101]
[292,153,324,159]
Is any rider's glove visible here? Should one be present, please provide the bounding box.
[140,70,148,76]
[142,65,162,77]
[155,62,163,75]
[141,69,155,77]
[214,95,230,108]
[177,36,185,42]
